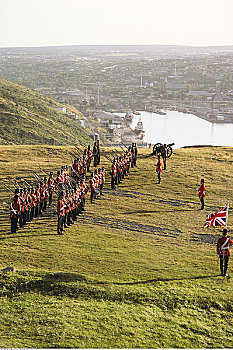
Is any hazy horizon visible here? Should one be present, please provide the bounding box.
[0,0,233,48]
[1,43,233,50]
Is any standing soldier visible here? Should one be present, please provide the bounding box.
[97,139,101,165]
[43,177,48,212]
[197,178,205,210]
[23,188,29,224]
[80,177,88,211]
[71,159,79,181]
[10,195,21,234]
[35,184,40,217]
[39,181,45,215]
[93,142,98,167]
[19,188,25,227]
[56,170,63,189]
[30,187,36,221]
[161,144,167,170]
[89,173,96,204]
[57,191,66,235]
[87,145,93,172]
[132,143,138,167]
[156,155,162,184]
[48,172,54,207]
[111,159,117,190]
[217,229,233,277]
[100,166,105,195]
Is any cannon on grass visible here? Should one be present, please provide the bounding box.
[152,143,174,158]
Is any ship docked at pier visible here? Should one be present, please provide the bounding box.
[134,116,145,139]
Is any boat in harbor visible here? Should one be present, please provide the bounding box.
[134,117,145,139]
[153,109,166,115]
[125,110,134,121]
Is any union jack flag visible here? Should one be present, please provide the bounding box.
[204,201,229,228]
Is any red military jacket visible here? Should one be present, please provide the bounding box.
[217,236,233,257]
[198,184,205,198]
[56,175,63,188]
[156,160,162,173]
[111,164,117,176]
[48,177,54,190]
[71,163,78,176]
[64,197,70,214]
[40,187,45,200]
[57,199,66,216]
[10,201,21,218]
[31,193,37,207]
[35,190,40,204]
[89,178,95,189]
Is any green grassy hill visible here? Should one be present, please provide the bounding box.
[0,78,91,145]
[0,145,233,348]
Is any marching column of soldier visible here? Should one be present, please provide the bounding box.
[110,143,137,190]
[8,141,137,235]
[9,172,55,234]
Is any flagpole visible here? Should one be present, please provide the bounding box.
[226,199,229,229]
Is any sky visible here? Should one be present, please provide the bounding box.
[0,0,233,48]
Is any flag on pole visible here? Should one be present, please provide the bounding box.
[204,201,229,228]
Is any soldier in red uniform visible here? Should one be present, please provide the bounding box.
[156,155,162,184]
[56,170,63,189]
[35,184,40,217]
[23,188,29,224]
[197,178,205,210]
[217,229,233,277]
[89,173,96,204]
[96,139,100,165]
[111,159,117,189]
[10,195,21,233]
[57,191,66,235]
[43,177,49,212]
[99,167,105,195]
[93,142,98,167]
[39,181,45,215]
[48,172,55,206]
[71,159,79,181]
[161,144,167,170]
[30,187,37,221]
[87,145,93,172]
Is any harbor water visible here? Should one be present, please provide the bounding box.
[118,110,233,149]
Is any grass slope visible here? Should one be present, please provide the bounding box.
[0,145,233,348]
[0,78,91,145]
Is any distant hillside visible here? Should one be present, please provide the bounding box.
[0,78,92,145]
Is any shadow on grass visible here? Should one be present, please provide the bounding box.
[111,274,220,285]
[122,209,196,214]
[0,232,57,240]
[39,271,220,286]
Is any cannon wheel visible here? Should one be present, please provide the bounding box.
[153,143,163,155]
[167,145,173,158]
